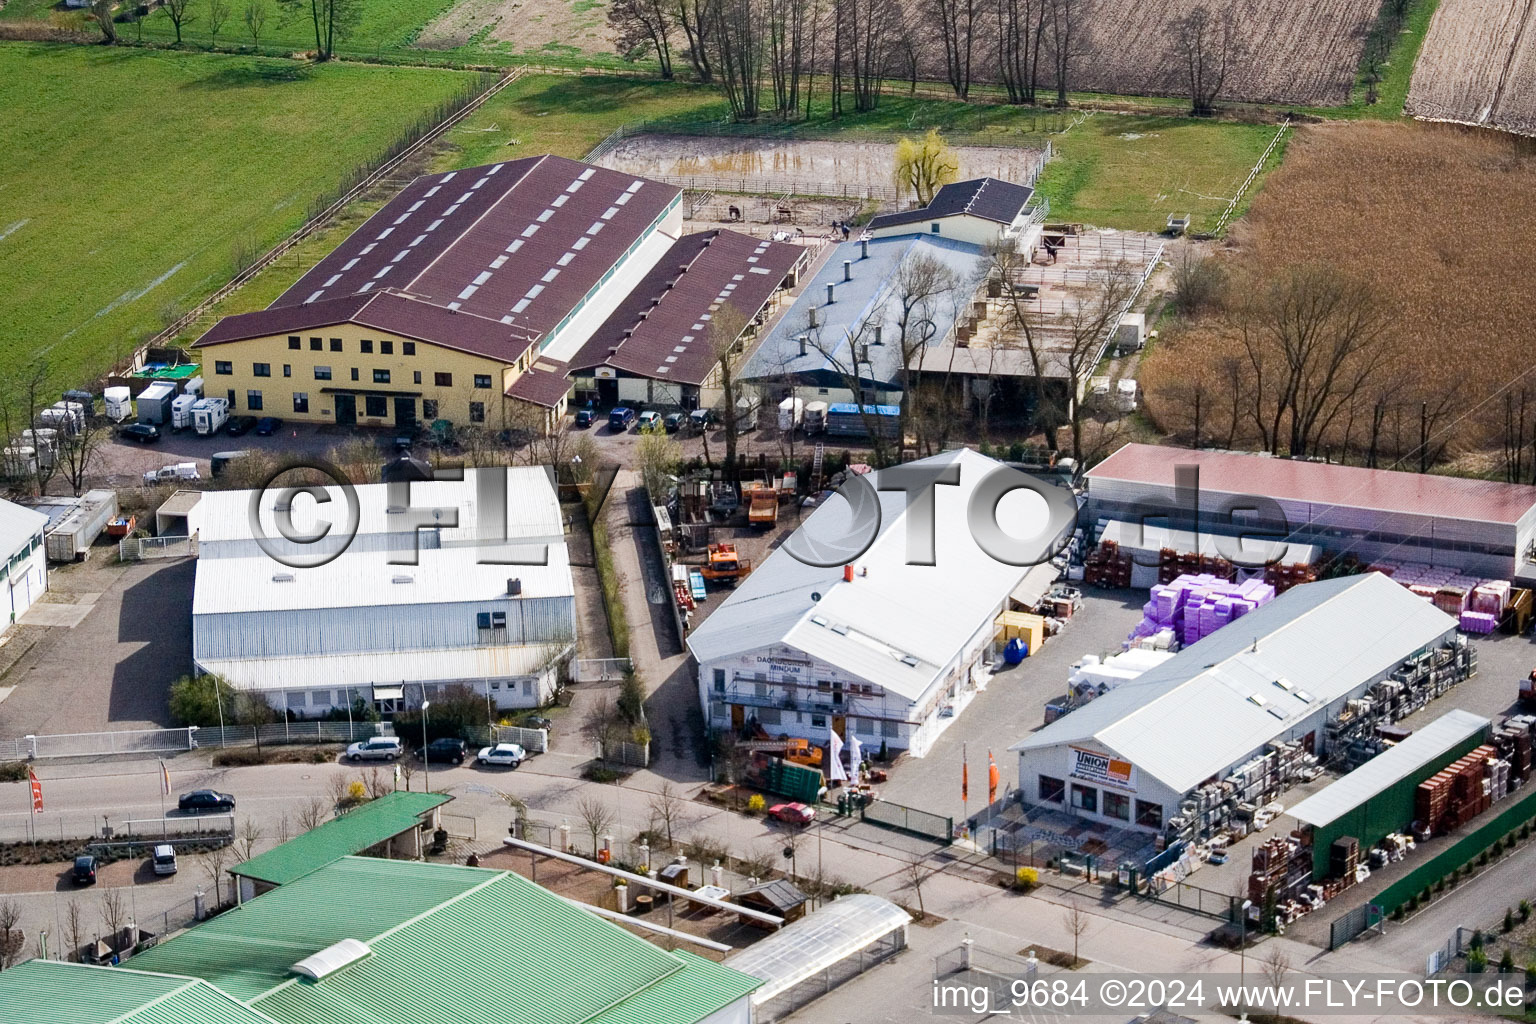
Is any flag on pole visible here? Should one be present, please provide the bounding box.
[988,751,999,805]
[159,759,171,797]
[847,732,863,775]
[961,743,969,804]
[826,728,848,782]
[27,768,42,814]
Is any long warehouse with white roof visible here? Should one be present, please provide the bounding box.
[192,467,576,715]
[688,449,1071,758]
[1011,573,1473,835]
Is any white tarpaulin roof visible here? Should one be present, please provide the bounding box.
[726,894,910,1004]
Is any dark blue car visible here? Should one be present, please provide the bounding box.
[608,407,636,432]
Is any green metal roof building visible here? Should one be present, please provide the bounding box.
[0,960,281,1024]
[135,857,758,1024]
[230,791,452,893]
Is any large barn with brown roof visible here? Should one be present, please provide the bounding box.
[191,154,809,435]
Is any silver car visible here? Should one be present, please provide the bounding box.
[346,736,403,762]
[476,743,527,768]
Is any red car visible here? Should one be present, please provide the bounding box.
[768,802,817,825]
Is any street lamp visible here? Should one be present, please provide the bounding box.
[421,701,432,794]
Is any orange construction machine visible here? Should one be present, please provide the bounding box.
[700,542,752,583]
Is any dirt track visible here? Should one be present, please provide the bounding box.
[1408,0,1536,136]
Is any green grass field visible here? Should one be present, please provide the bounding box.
[0,43,472,393]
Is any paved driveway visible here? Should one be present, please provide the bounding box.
[0,558,194,736]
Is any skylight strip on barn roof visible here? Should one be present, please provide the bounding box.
[506,239,524,254]
[512,299,531,314]
[627,181,644,193]
[408,201,424,212]
[445,204,463,216]
[525,284,545,299]
[323,275,342,287]
[343,259,359,271]
[474,271,493,286]
[373,266,392,280]
[537,210,555,223]
[522,224,540,238]
[579,169,595,181]
[427,219,443,232]
[377,228,393,239]
[410,234,427,247]
[360,244,377,254]
[572,237,590,250]
[440,172,456,182]
[425,186,441,197]
[541,269,559,282]
[458,285,479,300]
[490,255,508,269]
[552,194,569,207]
[558,253,575,266]
[391,250,410,263]
[601,207,620,220]
[305,290,324,304]
[458,192,475,204]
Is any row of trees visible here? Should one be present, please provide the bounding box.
[84,0,359,58]
[611,0,1244,117]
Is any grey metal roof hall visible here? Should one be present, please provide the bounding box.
[868,178,1035,232]
[1011,573,1461,794]
[740,234,987,389]
[1287,708,1490,828]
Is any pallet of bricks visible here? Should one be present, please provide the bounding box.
[1155,548,1235,585]
[1248,833,1318,923]
[1263,562,1318,595]
[1084,539,1131,588]
[1414,744,1501,836]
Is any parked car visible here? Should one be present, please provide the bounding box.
[768,802,817,825]
[608,407,636,432]
[574,408,595,429]
[664,411,685,434]
[638,410,662,431]
[255,416,284,436]
[117,423,160,444]
[476,742,527,768]
[151,844,178,876]
[689,408,715,431]
[142,462,200,487]
[224,415,258,437]
[346,736,403,762]
[178,789,236,813]
[418,737,468,765]
[72,855,97,886]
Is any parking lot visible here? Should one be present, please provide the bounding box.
[0,556,193,736]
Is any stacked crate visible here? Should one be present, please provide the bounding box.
[1264,562,1317,594]
[1249,834,1313,905]
[1415,744,1498,835]
[1329,836,1360,881]
[1084,540,1132,588]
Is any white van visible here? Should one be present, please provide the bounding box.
[151,844,178,876]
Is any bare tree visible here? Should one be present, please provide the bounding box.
[1045,0,1082,106]
[1059,265,1137,464]
[1235,265,1393,459]
[648,782,684,848]
[55,416,107,498]
[709,0,767,121]
[243,0,269,46]
[0,900,19,969]
[207,0,232,47]
[609,0,674,76]
[203,845,231,906]
[90,0,117,42]
[902,851,937,919]
[161,0,197,44]
[577,796,616,857]
[931,0,979,98]
[764,0,809,115]
[364,767,390,800]
[707,303,752,475]
[298,794,330,831]
[398,758,416,792]
[1261,945,1291,990]
[236,818,263,862]
[836,0,897,113]
[1168,4,1241,116]
[988,241,1064,450]
[98,889,126,950]
[676,0,716,82]
[995,0,1047,103]
[741,844,777,882]
[64,899,84,963]
[1062,899,1090,966]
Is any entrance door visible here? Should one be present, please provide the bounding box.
[833,715,846,738]
[393,396,416,429]
[597,377,619,408]
[730,704,745,730]
[334,394,357,426]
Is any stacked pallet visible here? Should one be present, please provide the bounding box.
[1263,562,1317,594]
[1249,833,1313,905]
[1415,744,1498,835]
[1084,540,1132,588]
[1127,574,1276,649]
[1499,715,1536,781]
[1368,561,1504,632]
[1155,548,1235,585]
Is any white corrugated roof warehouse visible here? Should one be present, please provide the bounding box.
[193,467,576,715]
[1011,573,1466,834]
[0,498,48,622]
[688,449,1071,758]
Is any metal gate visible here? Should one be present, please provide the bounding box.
[1330,902,1384,950]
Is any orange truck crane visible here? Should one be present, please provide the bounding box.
[700,542,753,583]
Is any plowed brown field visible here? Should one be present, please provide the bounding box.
[1066,0,1380,105]
[1408,0,1536,135]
